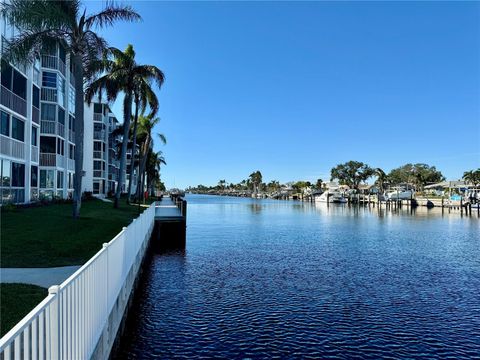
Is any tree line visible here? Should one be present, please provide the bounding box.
[189,163,480,194]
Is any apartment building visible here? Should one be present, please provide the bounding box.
[1,14,76,204]
[1,14,123,204]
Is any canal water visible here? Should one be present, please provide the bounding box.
[114,195,480,359]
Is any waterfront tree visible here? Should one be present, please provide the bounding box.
[86,44,164,208]
[330,161,374,190]
[2,0,140,218]
[135,114,166,201]
[463,169,480,188]
[374,168,389,193]
[315,179,323,190]
[388,163,444,190]
[249,171,263,194]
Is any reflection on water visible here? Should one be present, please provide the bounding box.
[114,195,480,359]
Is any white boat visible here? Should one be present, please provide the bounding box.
[315,191,347,203]
[386,189,414,200]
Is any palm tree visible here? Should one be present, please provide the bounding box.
[2,0,141,217]
[127,77,159,203]
[135,114,166,201]
[86,44,164,208]
[463,169,480,188]
[374,168,388,193]
[146,150,166,197]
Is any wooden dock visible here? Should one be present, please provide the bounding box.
[152,196,187,249]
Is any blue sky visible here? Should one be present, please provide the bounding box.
[87,1,479,188]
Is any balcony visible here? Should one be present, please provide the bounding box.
[41,88,57,103]
[0,135,25,159]
[93,113,103,122]
[93,130,105,141]
[40,121,65,138]
[68,158,75,171]
[69,129,75,142]
[32,106,40,124]
[93,170,105,178]
[40,120,56,135]
[93,150,106,160]
[40,153,56,166]
[31,145,39,163]
[0,85,27,117]
[40,153,65,167]
[41,55,66,76]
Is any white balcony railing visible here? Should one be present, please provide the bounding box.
[56,154,65,168]
[41,88,57,103]
[0,135,25,159]
[31,145,39,163]
[40,120,56,135]
[41,54,58,70]
[93,170,105,178]
[40,153,56,166]
[0,205,155,360]
[57,123,65,137]
[68,158,75,171]
[93,130,105,141]
[0,85,27,117]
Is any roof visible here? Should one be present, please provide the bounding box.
[424,180,466,189]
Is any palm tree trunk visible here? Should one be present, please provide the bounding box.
[127,98,140,204]
[72,55,84,219]
[136,135,150,200]
[114,92,132,208]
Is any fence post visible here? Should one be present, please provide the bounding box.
[48,285,61,360]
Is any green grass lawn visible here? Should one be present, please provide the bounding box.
[1,284,47,337]
[1,198,148,267]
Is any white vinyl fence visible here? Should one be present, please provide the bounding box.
[0,203,156,360]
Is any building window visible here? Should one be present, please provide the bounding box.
[12,117,24,141]
[94,103,103,114]
[1,159,11,186]
[68,85,75,113]
[40,136,56,153]
[57,171,64,188]
[42,71,57,88]
[57,107,65,125]
[32,126,38,146]
[1,111,10,137]
[69,115,75,131]
[69,144,75,160]
[93,181,100,194]
[12,70,27,100]
[58,78,65,106]
[11,162,25,187]
[94,141,102,151]
[41,103,56,121]
[0,61,27,100]
[31,165,38,187]
[40,169,54,188]
[32,86,40,108]
[94,161,102,170]
[56,138,64,155]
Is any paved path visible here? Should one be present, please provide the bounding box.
[0,266,81,288]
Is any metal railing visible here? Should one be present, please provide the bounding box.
[57,123,65,137]
[93,170,105,178]
[93,113,103,122]
[69,129,75,142]
[93,151,105,160]
[0,204,155,360]
[93,130,105,141]
[40,153,56,166]
[0,135,25,159]
[68,158,75,171]
[41,120,56,135]
[0,85,27,116]
[32,106,40,124]
[41,54,58,70]
[31,145,39,163]
[41,88,57,103]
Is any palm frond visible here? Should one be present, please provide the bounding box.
[84,4,141,29]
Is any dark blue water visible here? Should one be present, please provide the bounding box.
[114,195,480,359]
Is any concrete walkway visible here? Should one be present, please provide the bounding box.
[0,266,81,288]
